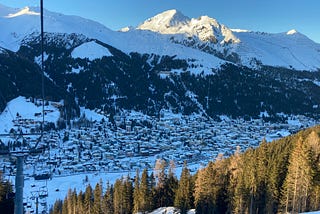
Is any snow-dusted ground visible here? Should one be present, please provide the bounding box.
[148,207,195,214]
[11,164,189,213]
[71,41,113,60]
[20,172,128,212]
[301,212,320,214]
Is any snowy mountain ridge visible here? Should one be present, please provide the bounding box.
[0,4,320,71]
[135,10,320,71]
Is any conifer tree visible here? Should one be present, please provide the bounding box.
[123,177,133,214]
[194,162,215,214]
[0,173,14,213]
[149,171,156,210]
[102,182,114,214]
[113,177,133,214]
[154,159,167,207]
[51,199,63,214]
[84,185,93,214]
[228,146,245,213]
[113,179,124,214]
[62,196,68,214]
[140,168,151,213]
[66,189,77,214]
[282,138,313,213]
[77,190,85,214]
[133,170,141,213]
[166,160,178,206]
[174,161,192,214]
[93,183,102,214]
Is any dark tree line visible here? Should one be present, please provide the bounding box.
[0,171,14,214]
[50,125,320,214]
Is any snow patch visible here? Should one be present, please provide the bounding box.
[148,207,195,214]
[231,29,250,33]
[70,66,84,74]
[119,26,134,32]
[287,29,298,35]
[301,211,320,214]
[259,111,270,118]
[313,80,320,86]
[219,115,231,122]
[287,118,302,127]
[34,52,49,66]
[5,6,39,18]
[71,41,113,60]
[80,107,107,122]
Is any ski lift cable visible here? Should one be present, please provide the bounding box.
[40,0,45,139]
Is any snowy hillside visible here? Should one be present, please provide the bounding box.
[71,41,113,60]
[233,29,320,70]
[136,10,320,71]
[0,4,115,52]
[0,96,106,135]
[0,96,60,134]
[1,4,320,71]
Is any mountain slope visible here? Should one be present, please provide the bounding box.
[10,33,320,119]
[233,30,320,70]
[0,4,225,71]
[1,5,320,71]
[135,10,320,71]
[1,4,320,120]
[0,4,115,52]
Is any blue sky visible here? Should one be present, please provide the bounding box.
[2,0,320,43]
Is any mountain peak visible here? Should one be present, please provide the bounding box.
[137,10,239,44]
[287,29,298,35]
[137,9,190,33]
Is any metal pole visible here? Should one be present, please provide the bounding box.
[36,196,39,214]
[14,155,24,214]
[40,0,45,136]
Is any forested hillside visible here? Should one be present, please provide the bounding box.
[49,125,320,214]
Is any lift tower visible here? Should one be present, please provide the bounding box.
[12,1,45,214]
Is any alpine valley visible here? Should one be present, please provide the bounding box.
[2,3,320,214]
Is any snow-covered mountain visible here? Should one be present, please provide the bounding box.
[135,9,320,71]
[137,9,239,45]
[0,4,224,73]
[0,4,114,52]
[1,4,320,71]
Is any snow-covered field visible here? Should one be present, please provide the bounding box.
[21,172,128,212]
[15,166,188,212]
[71,41,113,61]
[301,212,320,214]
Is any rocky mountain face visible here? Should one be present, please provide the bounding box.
[1,5,320,120]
